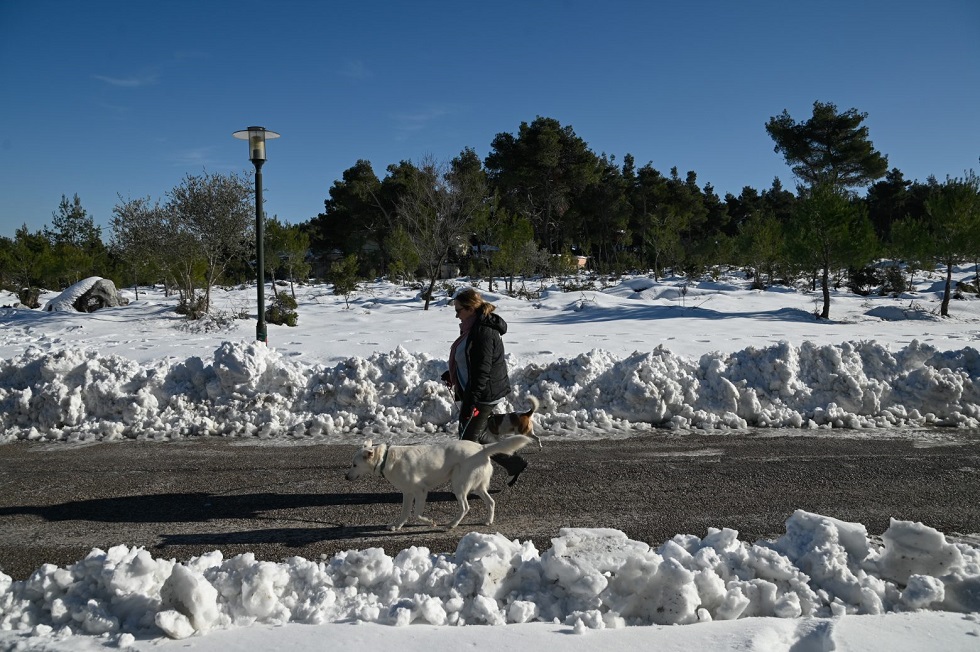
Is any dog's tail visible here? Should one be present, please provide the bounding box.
[523,396,539,416]
[477,434,533,460]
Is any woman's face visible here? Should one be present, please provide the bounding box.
[455,304,473,321]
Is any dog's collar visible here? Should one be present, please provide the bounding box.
[377,445,390,478]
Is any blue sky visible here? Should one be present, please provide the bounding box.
[1,0,978,239]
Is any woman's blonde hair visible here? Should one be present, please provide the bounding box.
[454,288,495,317]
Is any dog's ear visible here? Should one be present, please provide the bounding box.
[361,439,373,449]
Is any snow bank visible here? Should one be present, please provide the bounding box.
[1,338,978,444]
[0,512,977,645]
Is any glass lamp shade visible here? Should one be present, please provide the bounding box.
[233,126,280,161]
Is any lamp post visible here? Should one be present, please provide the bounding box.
[233,126,280,343]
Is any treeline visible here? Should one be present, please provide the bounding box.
[0,173,309,317]
[2,101,978,320]
[308,103,980,317]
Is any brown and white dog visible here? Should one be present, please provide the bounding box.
[484,396,541,448]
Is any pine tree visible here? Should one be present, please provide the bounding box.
[766,101,888,191]
[924,172,980,316]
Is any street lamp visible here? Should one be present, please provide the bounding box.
[233,126,280,343]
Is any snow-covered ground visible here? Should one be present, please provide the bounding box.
[1,268,979,650]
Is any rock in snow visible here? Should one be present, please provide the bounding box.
[44,277,129,313]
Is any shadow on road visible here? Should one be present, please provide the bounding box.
[156,523,450,549]
[0,490,464,523]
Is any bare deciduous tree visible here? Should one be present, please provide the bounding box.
[112,172,254,317]
[265,216,312,300]
[110,195,165,300]
[166,171,254,314]
[397,152,486,310]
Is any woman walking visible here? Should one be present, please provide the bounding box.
[445,288,528,486]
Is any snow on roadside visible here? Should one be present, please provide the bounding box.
[2,274,980,649]
[0,511,978,645]
[0,338,977,444]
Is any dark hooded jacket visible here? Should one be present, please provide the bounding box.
[462,311,511,405]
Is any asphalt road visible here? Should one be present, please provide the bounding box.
[1,430,979,581]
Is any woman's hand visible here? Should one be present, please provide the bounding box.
[441,370,462,401]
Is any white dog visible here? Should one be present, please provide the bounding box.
[345,435,533,530]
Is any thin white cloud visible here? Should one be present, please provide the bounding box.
[169,148,246,175]
[392,106,452,140]
[97,101,131,117]
[93,72,159,88]
[171,147,218,167]
[340,59,371,79]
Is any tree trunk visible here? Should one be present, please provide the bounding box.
[423,276,436,311]
[941,264,952,317]
[820,266,831,319]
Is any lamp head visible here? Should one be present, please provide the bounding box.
[233,126,280,162]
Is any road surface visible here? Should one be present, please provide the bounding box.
[1,430,978,580]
